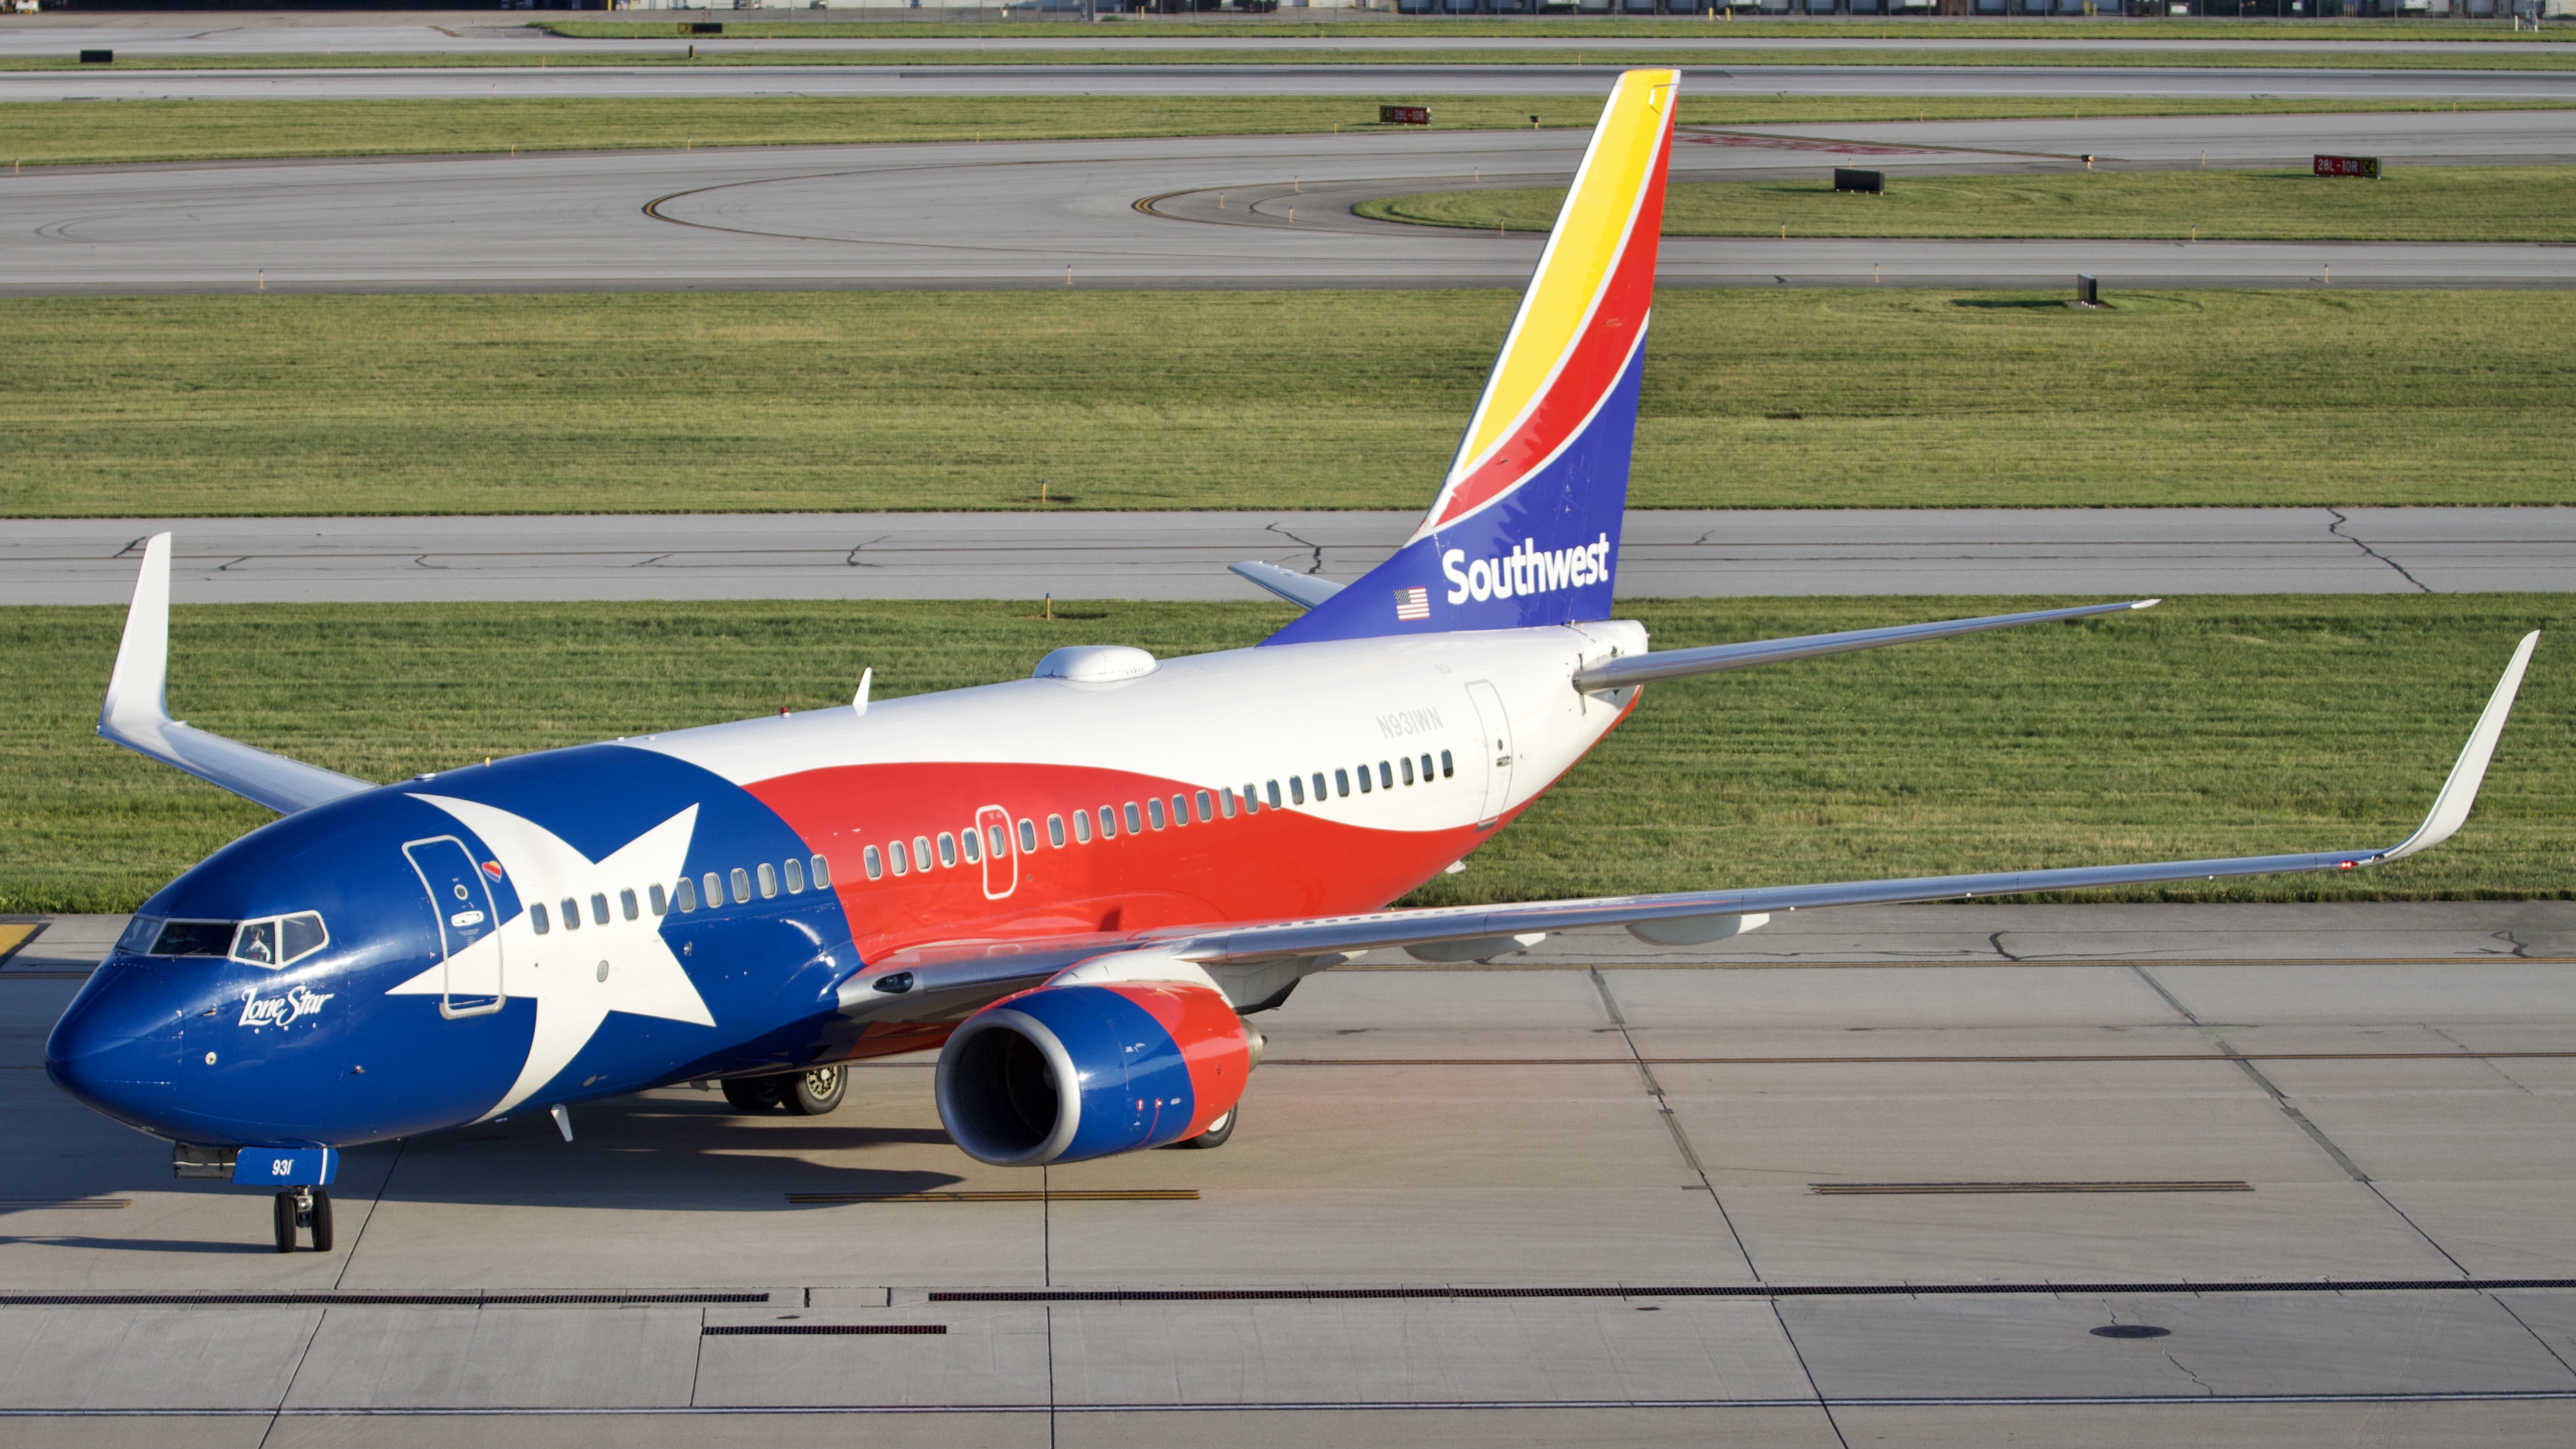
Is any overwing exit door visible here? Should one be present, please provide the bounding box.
[1464,680,1515,827]
[976,804,1018,900]
[403,836,505,1018]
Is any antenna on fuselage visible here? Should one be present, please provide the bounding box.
[852,668,872,718]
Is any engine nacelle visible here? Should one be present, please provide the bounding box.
[934,980,1252,1166]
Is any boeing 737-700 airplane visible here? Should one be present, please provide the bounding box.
[47,71,2538,1253]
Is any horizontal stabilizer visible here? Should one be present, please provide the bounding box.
[1573,600,2158,692]
[1229,561,1346,612]
[99,534,376,816]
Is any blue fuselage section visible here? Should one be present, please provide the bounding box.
[46,744,865,1149]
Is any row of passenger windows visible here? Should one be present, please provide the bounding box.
[854,750,1456,882]
[526,855,833,934]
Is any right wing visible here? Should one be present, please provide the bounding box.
[98,534,376,815]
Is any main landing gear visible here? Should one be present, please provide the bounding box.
[273,1187,332,1253]
[720,1064,847,1116]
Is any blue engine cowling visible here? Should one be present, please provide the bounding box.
[933,981,1251,1166]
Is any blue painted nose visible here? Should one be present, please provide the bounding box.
[46,966,184,1132]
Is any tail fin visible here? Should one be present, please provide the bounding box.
[1265,68,1677,648]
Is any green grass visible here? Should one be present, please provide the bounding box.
[8,46,2576,69]
[1365,164,2576,241]
[2,596,2562,914]
[539,16,2576,40]
[5,289,2571,516]
[4,94,2551,168]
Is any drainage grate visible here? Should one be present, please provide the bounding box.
[0,1291,766,1307]
[0,1199,129,1210]
[786,1190,1197,1205]
[2093,1324,2173,1338]
[932,1278,2576,1304]
[704,1324,946,1336]
[1813,1181,2253,1196]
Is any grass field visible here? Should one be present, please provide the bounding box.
[7,46,2576,70]
[2,595,2561,915]
[1364,164,2576,241]
[540,17,2576,40]
[4,94,2550,167]
[4,289,2568,516]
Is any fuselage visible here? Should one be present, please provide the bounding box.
[46,621,1647,1151]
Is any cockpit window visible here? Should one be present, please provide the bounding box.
[226,912,329,969]
[150,920,236,957]
[117,916,164,953]
[232,920,279,966]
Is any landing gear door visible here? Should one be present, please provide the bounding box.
[1464,679,1515,828]
[403,836,505,1019]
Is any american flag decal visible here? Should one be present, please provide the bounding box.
[1393,586,1431,622]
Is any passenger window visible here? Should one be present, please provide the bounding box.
[1147,798,1166,830]
[1379,761,1393,789]
[1356,765,1371,794]
[990,823,1011,857]
[1266,779,1281,809]
[620,888,639,921]
[1289,775,1305,805]
[913,837,932,871]
[675,878,697,913]
[864,845,884,880]
[591,893,611,925]
[1018,818,1038,853]
[703,873,722,910]
[1074,810,1093,843]
[1123,803,1142,834]
[1098,806,1116,840]
[231,919,277,966]
[730,868,751,905]
[785,857,806,894]
[1441,749,1455,779]
[1421,752,1434,782]
[561,897,582,931]
[1313,772,1328,801]
[1335,769,1350,798]
[889,840,909,876]
[1218,789,1236,819]
[280,913,327,962]
[1171,793,1189,825]
[1195,790,1212,822]
[811,855,830,890]
[531,902,553,934]
[1402,756,1416,786]
[938,833,958,868]
[649,884,668,916]
[1048,814,1066,848]
[961,830,981,864]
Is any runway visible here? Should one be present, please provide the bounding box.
[7,110,2573,294]
[11,60,2576,102]
[7,900,2574,1439]
[6,507,2567,605]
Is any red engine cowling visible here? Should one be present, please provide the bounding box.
[934,979,1251,1166]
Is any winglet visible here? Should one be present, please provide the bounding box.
[2378,630,2539,863]
[96,533,375,815]
[101,533,175,742]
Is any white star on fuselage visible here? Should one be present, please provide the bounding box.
[389,794,715,1120]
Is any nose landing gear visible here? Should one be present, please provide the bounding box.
[273,1187,332,1253]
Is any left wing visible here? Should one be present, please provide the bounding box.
[835,631,2541,1021]
[1180,630,2540,967]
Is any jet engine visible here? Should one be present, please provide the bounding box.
[934,980,1253,1166]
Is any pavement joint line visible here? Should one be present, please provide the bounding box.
[2130,964,2378,1185]
[928,1278,2576,1302]
[1263,1051,2576,1064]
[12,1392,2576,1415]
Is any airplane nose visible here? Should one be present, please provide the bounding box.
[45,967,184,1127]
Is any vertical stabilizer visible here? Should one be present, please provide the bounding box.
[1265,68,1677,646]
